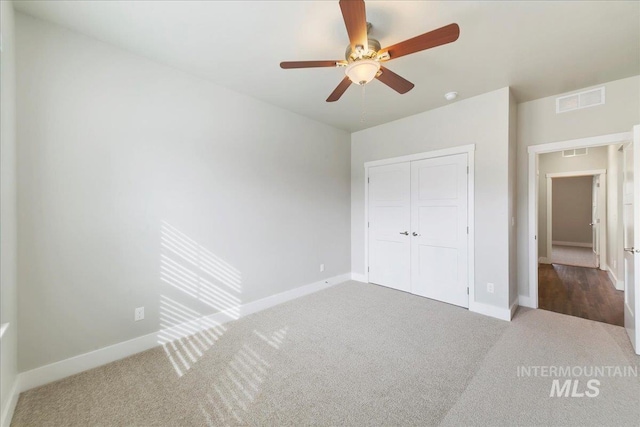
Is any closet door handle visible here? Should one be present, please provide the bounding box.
[400,231,409,235]
[624,247,639,253]
[412,232,420,236]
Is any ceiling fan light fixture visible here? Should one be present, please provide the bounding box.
[280,0,460,102]
[345,59,380,85]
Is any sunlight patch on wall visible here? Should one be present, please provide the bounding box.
[158,221,243,377]
[161,221,242,294]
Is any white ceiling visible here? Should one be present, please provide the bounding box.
[13,1,640,132]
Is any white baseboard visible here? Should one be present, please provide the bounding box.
[19,329,159,393]
[0,379,19,427]
[469,301,512,321]
[538,257,551,264]
[509,301,519,319]
[518,295,536,308]
[606,269,618,289]
[17,273,351,394]
[552,241,593,248]
[607,268,625,291]
[350,272,367,283]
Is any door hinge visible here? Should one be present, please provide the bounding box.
[367,222,370,228]
[368,177,370,183]
[466,166,469,174]
[467,287,469,295]
[368,267,370,272]
[466,226,469,234]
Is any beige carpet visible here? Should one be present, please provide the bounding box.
[551,244,599,268]
[11,281,640,426]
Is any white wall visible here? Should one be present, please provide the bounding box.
[537,147,608,258]
[352,87,512,309]
[551,176,593,244]
[517,75,640,299]
[0,1,19,424]
[16,14,351,372]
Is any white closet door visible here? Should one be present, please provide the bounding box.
[410,154,468,308]
[368,162,411,292]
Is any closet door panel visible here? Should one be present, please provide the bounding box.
[411,154,468,307]
[368,162,411,292]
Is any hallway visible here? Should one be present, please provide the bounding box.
[538,263,624,326]
[550,244,598,268]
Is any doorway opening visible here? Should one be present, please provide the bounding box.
[545,171,605,269]
[535,145,624,326]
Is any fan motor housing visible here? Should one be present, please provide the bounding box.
[345,38,381,62]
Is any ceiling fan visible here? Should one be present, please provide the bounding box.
[280,0,460,102]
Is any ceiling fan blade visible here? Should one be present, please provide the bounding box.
[326,76,352,102]
[339,0,368,52]
[378,23,460,61]
[376,66,414,94]
[280,60,344,69]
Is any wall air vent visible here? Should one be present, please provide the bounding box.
[562,148,588,158]
[556,87,605,114]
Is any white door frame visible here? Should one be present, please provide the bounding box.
[545,170,607,269]
[364,144,476,309]
[622,126,640,354]
[526,132,631,308]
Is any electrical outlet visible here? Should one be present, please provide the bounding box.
[320,264,325,272]
[487,283,495,294]
[134,307,145,321]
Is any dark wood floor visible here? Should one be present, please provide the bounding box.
[538,263,624,326]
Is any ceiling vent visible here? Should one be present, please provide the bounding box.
[556,87,605,114]
[562,148,588,158]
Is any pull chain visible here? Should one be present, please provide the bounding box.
[360,83,366,123]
